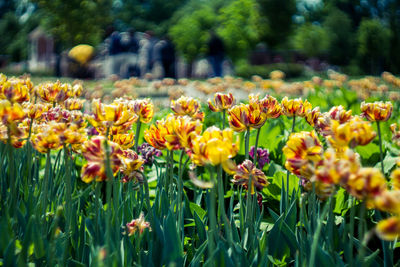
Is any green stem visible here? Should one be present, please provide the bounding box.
[357,200,367,263]
[104,127,114,251]
[377,121,384,175]
[349,196,355,267]
[253,128,261,166]
[7,128,16,214]
[134,121,142,151]
[245,128,250,160]
[64,145,72,233]
[177,149,185,242]
[222,110,226,129]
[285,116,296,206]
[207,166,217,263]
[309,196,332,267]
[244,174,254,250]
[42,150,52,217]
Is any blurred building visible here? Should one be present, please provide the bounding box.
[28,27,55,72]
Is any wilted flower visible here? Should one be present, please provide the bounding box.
[232,160,269,194]
[283,131,323,178]
[249,146,270,169]
[171,96,204,121]
[281,97,312,117]
[126,212,151,236]
[208,92,235,112]
[81,136,123,183]
[361,101,393,122]
[376,216,400,241]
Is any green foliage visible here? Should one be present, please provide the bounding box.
[217,0,261,62]
[32,0,113,48]
[323,8,355,65]
[292,23,330,57]
[357,19,391,74]
[169,2,217,63]
[257,0,297,48]
[235,61,305,79]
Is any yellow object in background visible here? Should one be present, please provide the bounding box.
[68,44,94,65]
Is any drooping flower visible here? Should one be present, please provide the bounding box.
[171,96,204,121]
[249,146,270,169]
[80,136,123,183]
[232,159,269,194]
[361,101,393,122]
[282,131,323,178]
[281,97,312,117]
[208,92,235,112]
[126,212,151,236]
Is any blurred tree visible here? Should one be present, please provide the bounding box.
[114,0,187,35]
[258,0,296,48]
[292,23,329,58]
[357,19,390,74]
[32,0,113,49]
[323,8,354,65]
[217,0,261,62]
[169,1,217,74]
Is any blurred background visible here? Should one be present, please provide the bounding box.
[0,0,399,79]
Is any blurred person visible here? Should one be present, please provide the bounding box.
[159,36,176,78]
[120,28,140,78]
[138,31,158,78]
[207,32,225,77]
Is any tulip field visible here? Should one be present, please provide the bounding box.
[1,71,400,266]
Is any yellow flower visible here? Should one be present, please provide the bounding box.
[232,159,269,194]
[281,97,312,117]
[390,168,400,190]
[64,98,85,110]
[81,136,123,183]
[36,81,72,103]
[306,107,321,127]
[390,123,400,147]
[119,149,145,183]
[171,96,204,121]
[191,126,238,167]
[0,100,25,124]
[112,132,135,149]
[129,98,154,123]
[258,95,282,119]
[228,100,267,132]
[126,212,151,236]
[328,105,352,123]
[23,102,50,121]
[87,99,138,131]
[376,216,400,241]
[346,167,387,201]
[361,101,393,122]
[208,92,235,112]
[270,70,285,80]
[0,77,30,103]
[283,131,323,178]
[31,124,63,153]
[374,190,400,215]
